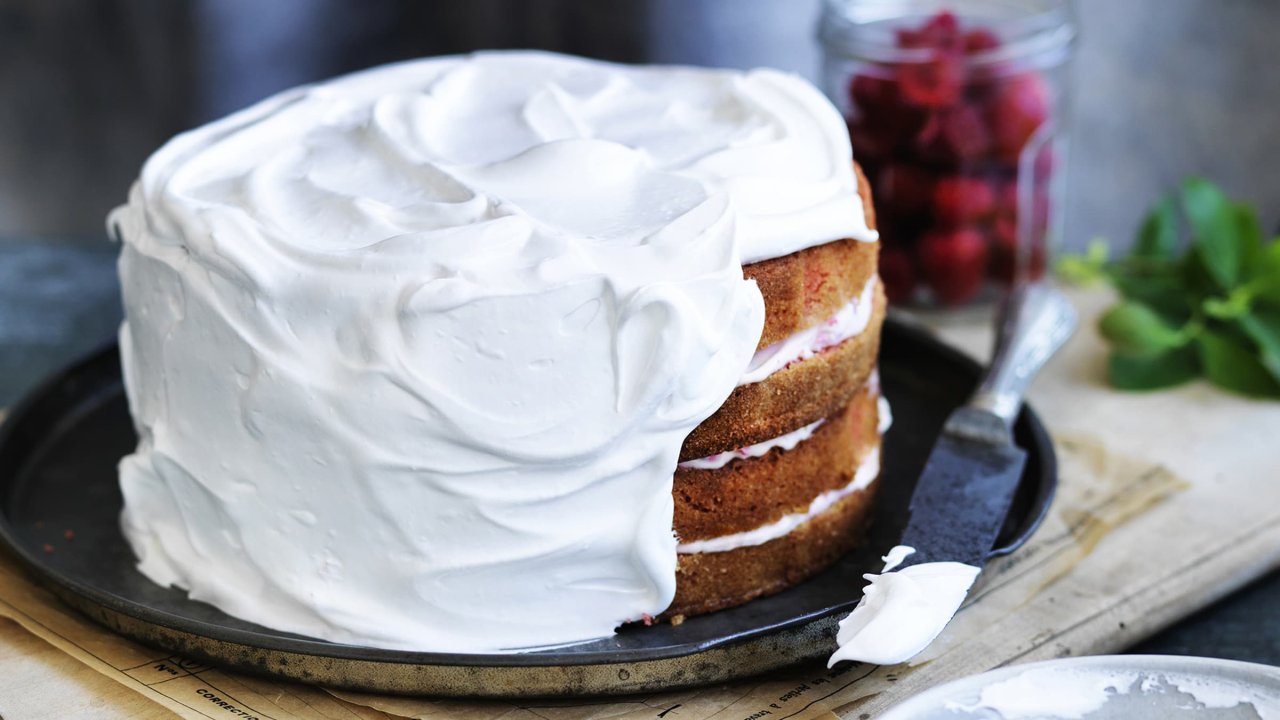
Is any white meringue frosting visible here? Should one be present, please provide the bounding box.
[109,51,874,653]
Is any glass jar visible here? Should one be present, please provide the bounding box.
[820,0,1076,307]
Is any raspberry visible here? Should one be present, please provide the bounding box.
[996,178,1019,219]
[847,119,893,163]
[932,176,997,226]
[918,228,988,305]
[995,215,1017,247]
[888,8,970,109]
[1002,180,1051,230]
[988,217,1046,284]
[849,74,930,145]
[897,53,965,108]
[988,217,1017,283]
[879,246,917,303]
[1032,185,1051,235]
[963,28,1002,54]
[962,28,1006,84]
[878,163,935,216]
[897,11,962,52]
[850,73,897,112]
[987,73,1050,163]
[1033,145,1056,183]
[915,104,991,162]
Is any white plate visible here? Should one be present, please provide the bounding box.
[881,655,1280,719]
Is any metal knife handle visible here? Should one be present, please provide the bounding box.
[966,283,1077,428]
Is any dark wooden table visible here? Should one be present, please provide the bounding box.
[2,236,1277,667]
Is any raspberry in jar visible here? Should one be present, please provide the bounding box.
[820,0,1076,307]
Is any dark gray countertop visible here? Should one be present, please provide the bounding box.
[1,237,1276,666]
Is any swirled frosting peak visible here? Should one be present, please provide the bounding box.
[109,51,873,652]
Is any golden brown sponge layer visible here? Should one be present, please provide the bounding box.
[674,384,881,543]
[679,280,885,462]
[746,238,879,350]
[665,475,879,620]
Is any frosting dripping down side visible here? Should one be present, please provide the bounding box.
[109,51,872,653]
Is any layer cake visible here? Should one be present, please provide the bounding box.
[109,51,885,652]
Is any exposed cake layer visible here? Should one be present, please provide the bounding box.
[681,278,886,462]
[677,418,825,471]
[667,367,888,619]
[666,475,880,619]
[679,447,880,553]
[740,274,877,385]
[674,383,882,543]
[745,235,878,352]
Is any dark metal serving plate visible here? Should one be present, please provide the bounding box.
[0,319,1056,697]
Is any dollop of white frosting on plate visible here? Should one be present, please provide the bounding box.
[109,51,873,653]
[828,546,980,667]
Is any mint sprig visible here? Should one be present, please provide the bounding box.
[1059,178,1280,398]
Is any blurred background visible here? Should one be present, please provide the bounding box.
[2,0,1278,245]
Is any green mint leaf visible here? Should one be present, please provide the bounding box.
[1181,248,1224,304]
[1196,329,1280,398]
[1202,287,1253,320]
[1099,181,1280,400]
[1110,263,1192,320]
[1236,203,1266,278]
[1132,195,1178,260]
[1253,242,1280,304]
[1108,346,1200,391]
[1098,301,1190,357]
[1237,307,1280,383]
[1057,257,1101,286]
[1057,238,1110,286]
[1181,177,1241,289]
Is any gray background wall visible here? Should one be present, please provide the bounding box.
[1,0,1277,249]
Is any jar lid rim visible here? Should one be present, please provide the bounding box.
[819,0,1077,65]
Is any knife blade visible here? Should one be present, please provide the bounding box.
[829,282,1076,667]
[899,282,1077,568]
[898,415,1028,568]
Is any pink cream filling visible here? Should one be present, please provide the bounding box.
[678,419,826,471]
[737,276,877,386]
[677,377,893,554]
[677,448,882,554]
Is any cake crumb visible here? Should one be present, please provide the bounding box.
[64,529,75,541]
[670,614,686,626]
